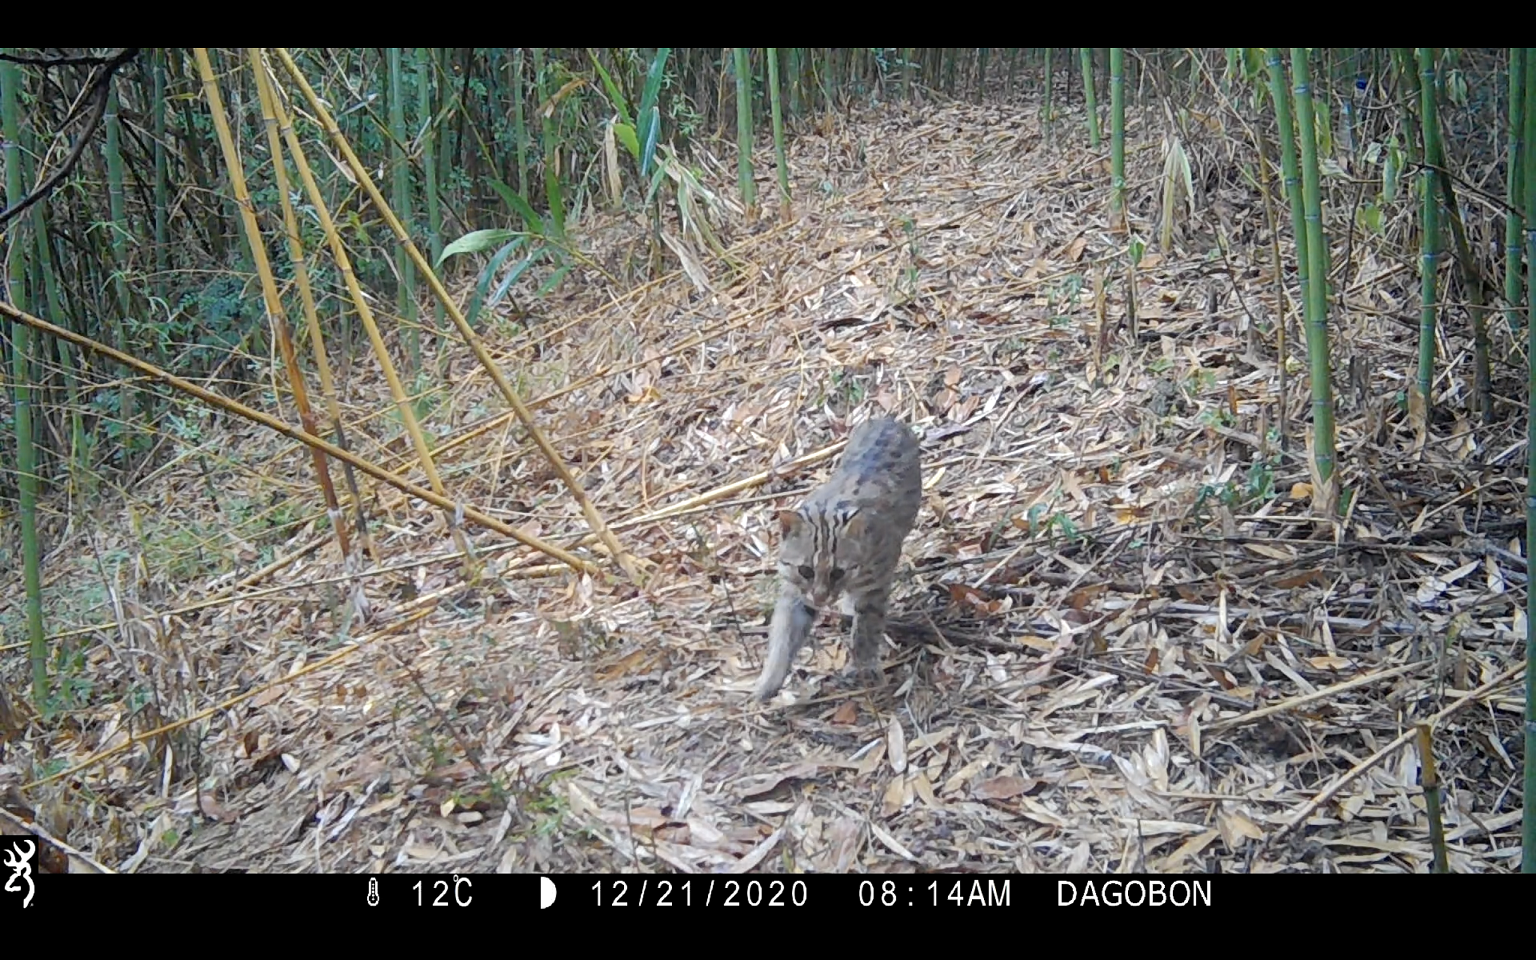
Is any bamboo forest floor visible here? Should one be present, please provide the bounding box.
[3,97,1528,874]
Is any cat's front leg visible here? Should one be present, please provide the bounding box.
[847,586,890,686]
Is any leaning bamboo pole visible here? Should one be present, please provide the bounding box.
[196,48,484,577]
[192,49,351,562]
[247,49,376,562]
[0,299,600,576]
[271,48,638,580]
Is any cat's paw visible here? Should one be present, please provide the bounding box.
[845,660,885,691]
[752,674,784,702]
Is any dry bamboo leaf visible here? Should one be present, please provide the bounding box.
[887,716,908,774]
[942,758,988,796]
[973,775,1033,801]
[868,822,917,861]
[880,775,911,817]
[1161,829,1221,868]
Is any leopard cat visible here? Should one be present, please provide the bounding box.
[753,417,921,701]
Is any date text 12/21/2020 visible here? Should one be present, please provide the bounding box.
[585,877,1022,908]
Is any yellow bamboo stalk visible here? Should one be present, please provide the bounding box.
[248,49,376,561]
[195,50,485,579]
[272,48,637,581]
[191,49,350,560]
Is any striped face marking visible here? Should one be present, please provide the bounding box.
[779,504,864,609]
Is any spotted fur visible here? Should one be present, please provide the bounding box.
[753,418,921,701]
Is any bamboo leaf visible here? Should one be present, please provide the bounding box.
[637,48,670,176]
[536,262,572,296]
[490,179,545,235]
[439,228,520,264]
[464,237,527,327]
[1446,69,1468,106]
[603,119,623,206]
[591,54,632,126]
[644,156,669,205]
[489,245,542,308]
[614,121,640,161]
[1383,139,1402,203]
[640,104,661,178]
[545,165,566,239]
[538,76,587,117]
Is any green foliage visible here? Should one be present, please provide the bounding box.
[1192,452,1280,520]
[1198,404,1236,429]
[637,48,670,176]
[1356,201,1384,235]
[1184,367,1217,395]
[439,178,574,328]
[42,643,93,715]
[1049,273,1086,318]
[1443,68,1468,106]
[1018,500,1085,545]
[172,274,253,373]
[826,368,867,409]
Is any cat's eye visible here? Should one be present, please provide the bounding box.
[797,564,814,580]
[830,567,845,582]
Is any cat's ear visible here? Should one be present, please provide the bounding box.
[842,508,866,537]
[778,510,803,536]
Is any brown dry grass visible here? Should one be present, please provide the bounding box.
[1,96,1526,875]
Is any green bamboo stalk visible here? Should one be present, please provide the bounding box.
[34,226,88,488]
[733,47,756,216]
[436,48,455,216]
[1251,104,1291,451]
[1522,44,1536,876]
[788,48,803,115]
[418,48,443,337]
[977,47,989,103]
[1339,48,1359,162]
[388,48,419,373]
[1506,48,1525,331]
[1416,48,1441,414]
[1267,49,1310,349]
[767,48,790,221]
[1,52,48,705]
[1415,725,1450,873]
[529,48,565,239]
[1422,53,1492,421]
[1042,47,1054,136]
[1081,48,1100,148]
[510,49,529,201]
[1290,47,1337,492]
[1110,48,1125,229]
[1396,49,1423,166]
[486,48,504,186]
[152,50,169,306]
[104,83,137,463]
[171,73,223,263]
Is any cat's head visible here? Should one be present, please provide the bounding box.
[777,504,868,609]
